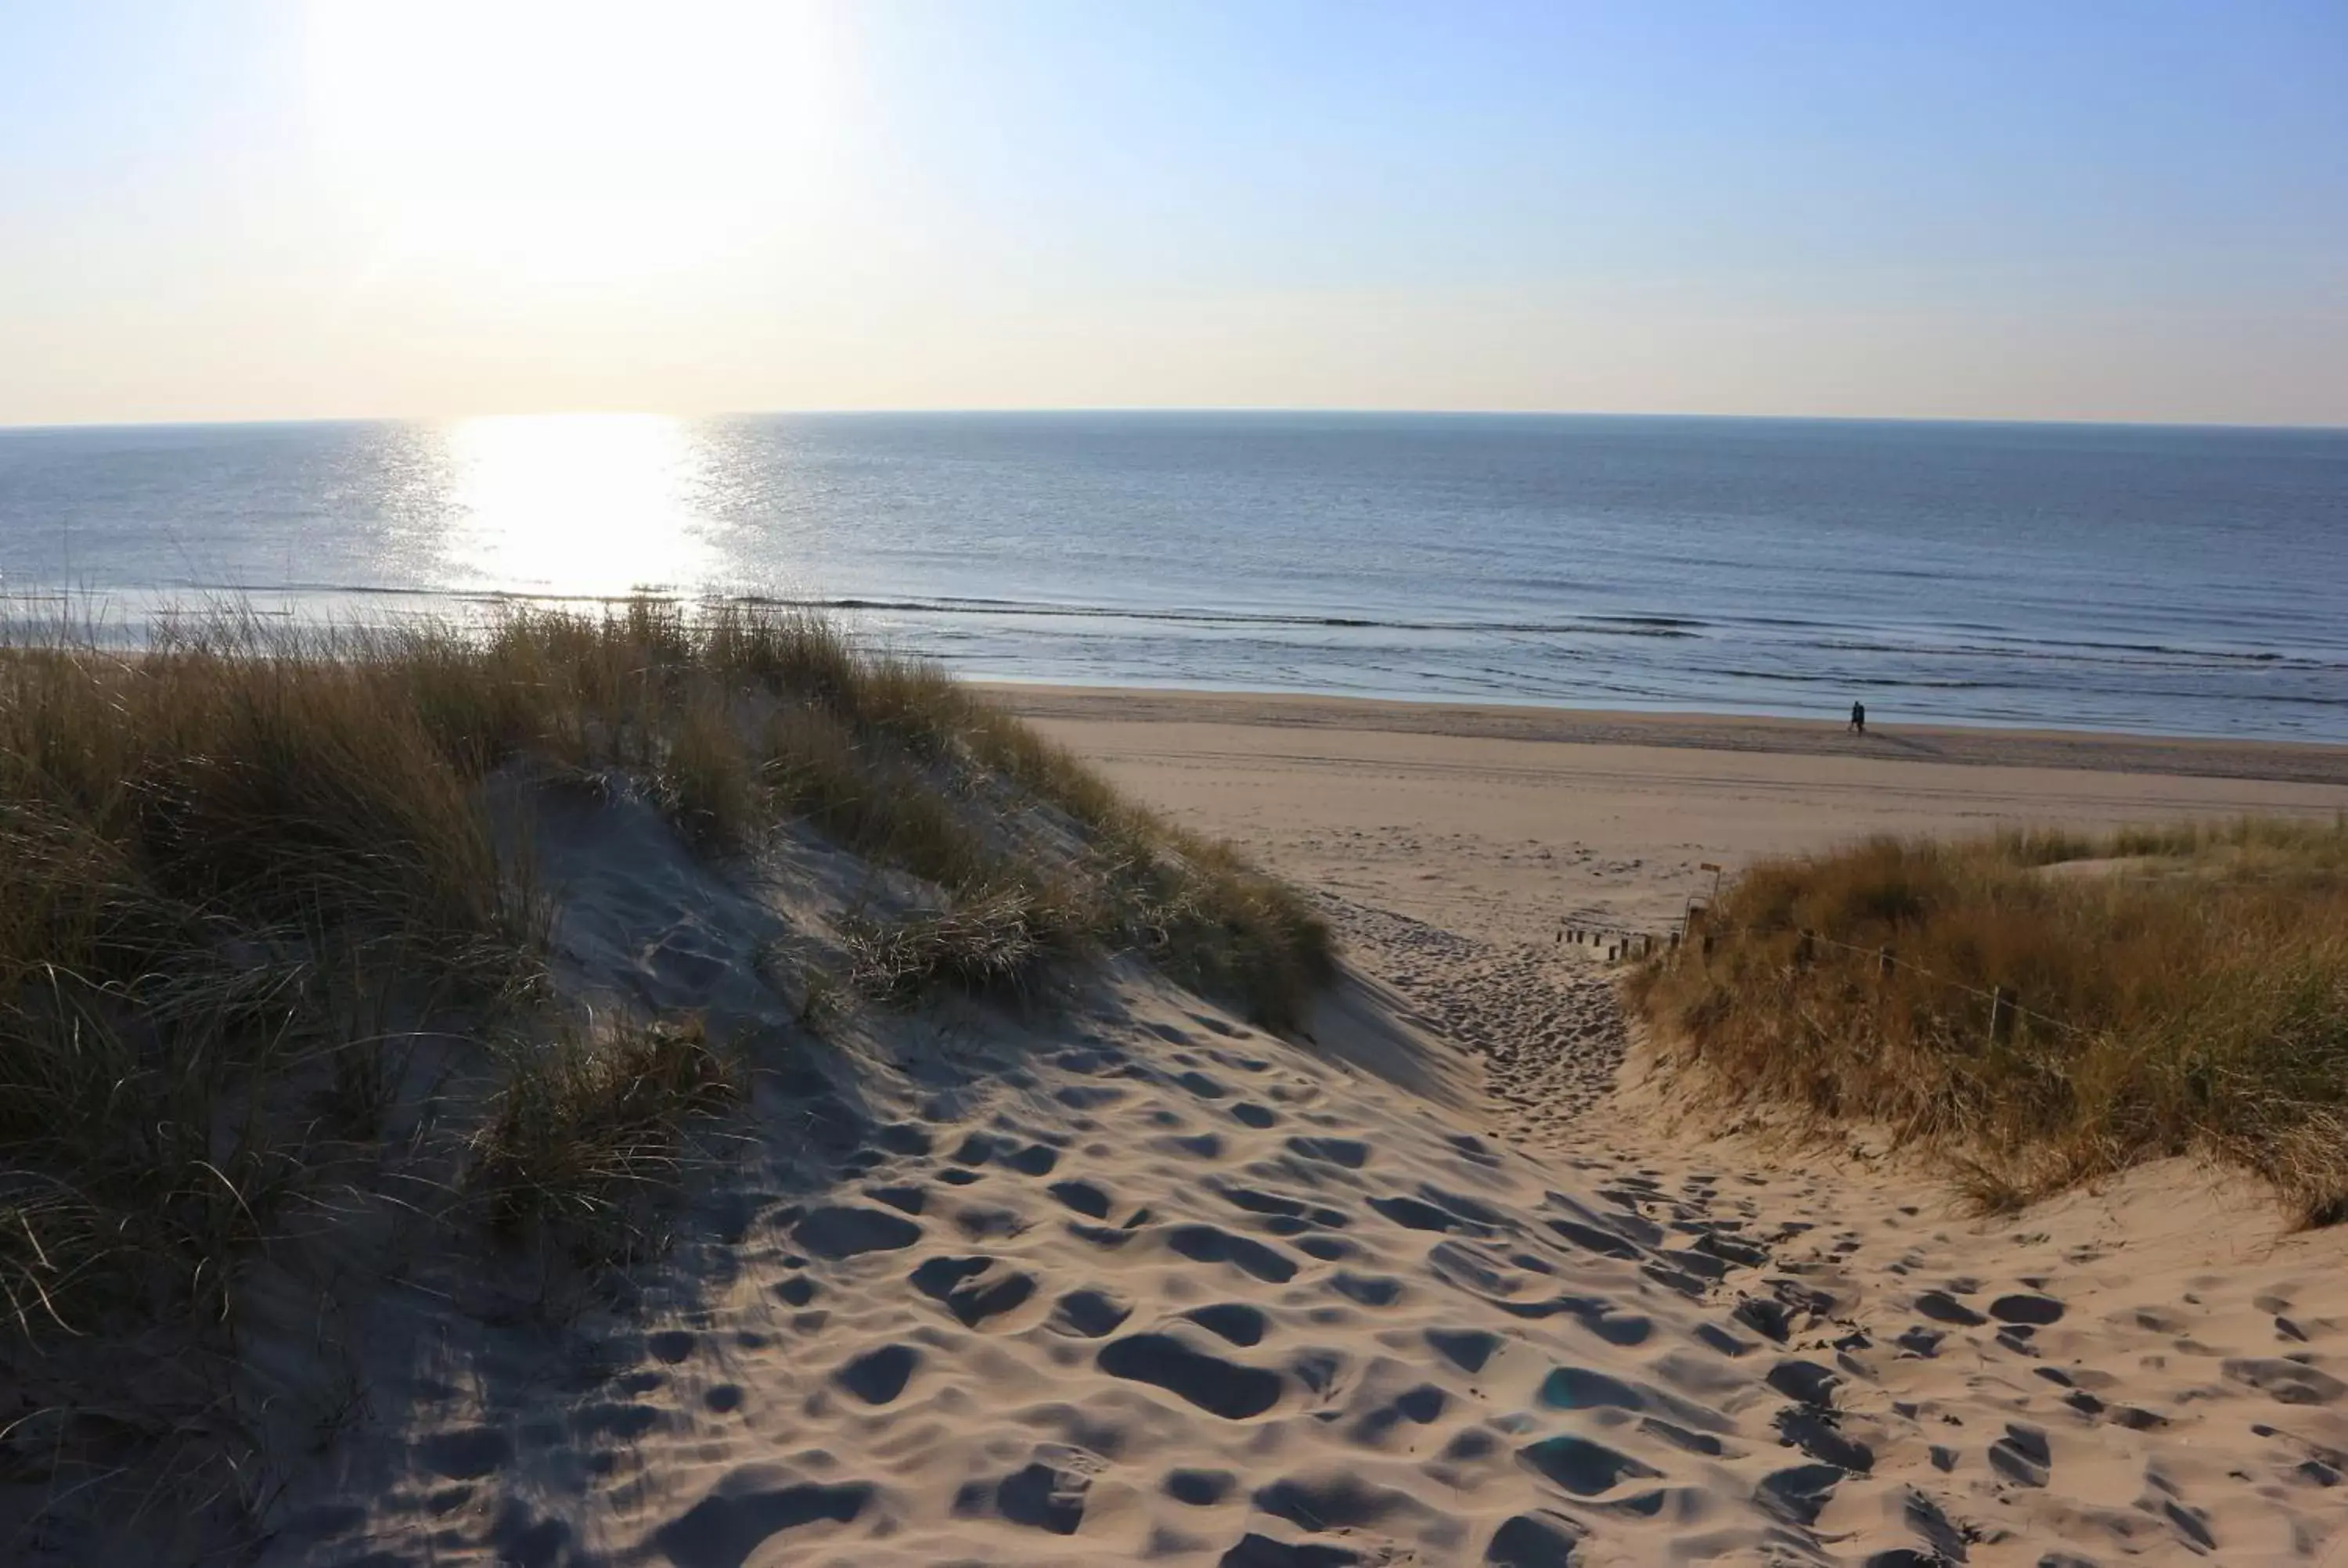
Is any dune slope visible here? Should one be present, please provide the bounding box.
[255,789,2348,1567]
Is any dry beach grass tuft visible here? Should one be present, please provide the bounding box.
[1632,816,2348,1217]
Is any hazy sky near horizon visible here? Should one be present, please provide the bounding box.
[2,1,2344,427]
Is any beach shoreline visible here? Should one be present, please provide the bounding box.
[996,682,2348,944]
[981,682,2348,786]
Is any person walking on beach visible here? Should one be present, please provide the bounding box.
[1849,700,1867,735]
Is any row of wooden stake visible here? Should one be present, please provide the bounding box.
[1556,923,1677,962]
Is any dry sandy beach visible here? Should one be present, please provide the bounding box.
[996,686,2348,942]
[261,692,2348,1568]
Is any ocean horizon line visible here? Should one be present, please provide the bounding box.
[7,407,2348,437]
[5,412,2339,744]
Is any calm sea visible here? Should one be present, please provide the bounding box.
[1,412,2343,741]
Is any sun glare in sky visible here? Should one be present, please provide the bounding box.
[303,1,842,291]
[2,2,2343,424]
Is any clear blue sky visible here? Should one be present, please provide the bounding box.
[2,0,2343,424]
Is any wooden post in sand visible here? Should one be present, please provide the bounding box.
[1988,986,2013,1046]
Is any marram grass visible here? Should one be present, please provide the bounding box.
[0,599,1331,1529]
[1631,817,2348,1220]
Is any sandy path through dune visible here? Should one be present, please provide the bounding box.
[1016,694,2348,1565]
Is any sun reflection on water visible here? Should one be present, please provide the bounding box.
[441,413,716,598]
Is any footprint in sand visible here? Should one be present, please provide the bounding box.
[791,1206,922,1259]
[651,1475,873,1568]
[833,1343,920,1404]
[909,1255,1039,1327]
[1183,1303,1269,1347]
[1166,1223,1300,1284]
[1050,1288,1133,1338]
[1097,1333,1284,1419]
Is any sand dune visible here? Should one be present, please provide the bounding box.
[271,948,2348,1566]
[254,699,2348,1566]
